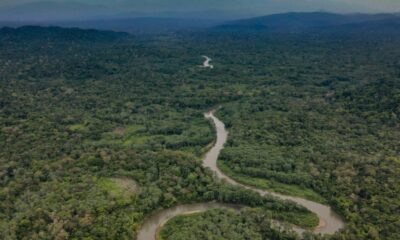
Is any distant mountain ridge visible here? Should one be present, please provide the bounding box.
[0,1,113,21]
[0,18,223,34]
[0,1,247,22]
[1,4,400,34]
[54,18,223,34]
[217,12,400,32]
[0,26,129,44]
[0,1,229,33]
[331,17,400,33]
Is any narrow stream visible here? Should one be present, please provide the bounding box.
[202,55,214,69]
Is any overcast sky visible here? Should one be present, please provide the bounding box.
[1,0,400,14]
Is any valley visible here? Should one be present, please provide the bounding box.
[1,19,399,240]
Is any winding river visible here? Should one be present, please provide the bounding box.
[202,111,345,235]
[137,58,345,240]
[136,203,242,240]
[202,55,214,69]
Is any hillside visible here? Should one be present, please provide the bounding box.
[0,26,129,42]
[217,12,400,32]
[54,18,223,34]
[0,1,229,33]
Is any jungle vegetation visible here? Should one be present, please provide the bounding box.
[0,26,399,239]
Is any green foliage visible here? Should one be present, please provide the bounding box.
[68,123,87,131]
[159,208,300,240]
[218,159,326,204]
[97,177,138,203]
[1,26,399,240]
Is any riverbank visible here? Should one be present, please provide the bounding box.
[203,111,345,234]
[217,160,327,204]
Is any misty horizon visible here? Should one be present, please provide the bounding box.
[1,0,400,21]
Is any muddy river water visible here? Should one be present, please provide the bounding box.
[136,111,345,240]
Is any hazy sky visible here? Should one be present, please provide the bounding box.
[2,0,400,14]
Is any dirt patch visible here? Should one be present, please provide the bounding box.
[113,127,126,136]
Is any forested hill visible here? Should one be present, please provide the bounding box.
[0,26,129,42]
[216,12,400,33]
[3,12,400,34]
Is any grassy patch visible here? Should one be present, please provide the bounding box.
[218,161,327,204]
[97,177,138,202]
[277,211,319,229]
[387,156,400,164]
[125,124,145,133]
[123,135,154,146]
[68,123,86,131]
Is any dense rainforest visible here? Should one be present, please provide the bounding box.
[0,26,399,239]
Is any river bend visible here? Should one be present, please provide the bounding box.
[136,111,345,240]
